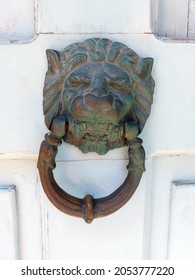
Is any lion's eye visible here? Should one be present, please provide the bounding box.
[69,76,81,87]
[108,79,130,91]
[69,76,90,88]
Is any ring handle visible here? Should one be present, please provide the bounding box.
[37,128,145,224]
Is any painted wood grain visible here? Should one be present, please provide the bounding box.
[157,0,189,37]
[0,0,36,43]
[188,0,195,37]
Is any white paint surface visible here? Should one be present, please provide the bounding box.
[168,183,195,259]
[40,0,151,34]
[157,0,189,38]
[188,0,195,37]
[0,0,36,43]
[0,161,43,259]
[0,186,18,259]
[145,156,195,259]
[153,0,195,39]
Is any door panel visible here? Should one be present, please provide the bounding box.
[1,0,195,260]
[145,155,195,259]
[0,0,36,43]
[0,186,18,259]
[168,182,195,259]
[40,0,151,34]
[0,160,43,259]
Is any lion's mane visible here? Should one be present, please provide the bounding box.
[43,38,154,133]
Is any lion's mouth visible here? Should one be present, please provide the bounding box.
[85,93,113,113]
[68,91,126,123]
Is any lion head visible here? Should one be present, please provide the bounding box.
[43,38,154,154]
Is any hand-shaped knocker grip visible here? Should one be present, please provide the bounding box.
[37,38,154,223]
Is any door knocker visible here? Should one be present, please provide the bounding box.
[37,38,155,223]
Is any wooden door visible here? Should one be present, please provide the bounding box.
[0,0,195,260]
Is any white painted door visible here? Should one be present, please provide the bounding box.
[0,0,195,260]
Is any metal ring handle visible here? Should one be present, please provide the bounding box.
[37,132,145,224]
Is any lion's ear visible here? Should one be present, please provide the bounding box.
[137,58,154,80]
[46,49,60,75]
[131,57,155,133]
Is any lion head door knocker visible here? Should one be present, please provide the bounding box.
[37,38,155,223]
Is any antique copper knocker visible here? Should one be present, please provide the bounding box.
[37,38,155,223]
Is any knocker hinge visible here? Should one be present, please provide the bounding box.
[126,139,146,172]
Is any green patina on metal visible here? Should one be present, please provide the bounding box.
[43,38,154,155]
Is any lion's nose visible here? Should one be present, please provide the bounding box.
[85,75,113,112]
[91,76,107,97]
